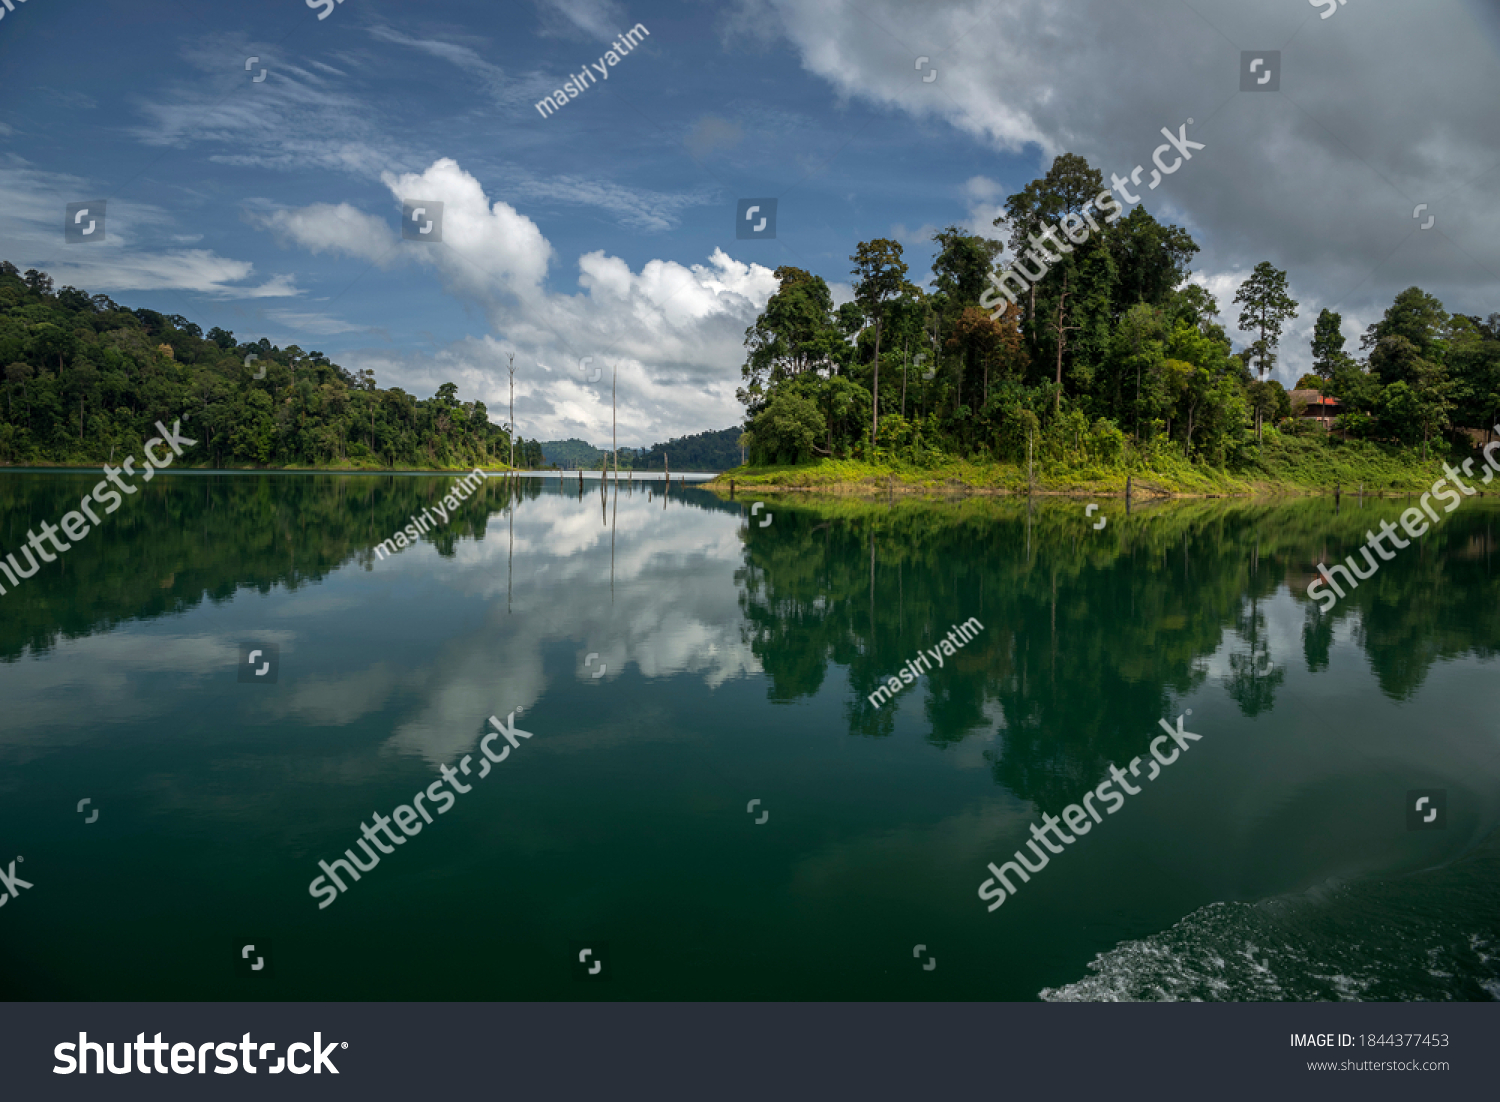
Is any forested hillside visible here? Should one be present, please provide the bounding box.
[738,154,1500,473]
[0,261,542,470]
[538,437,639,469]
[633,427,744,471]
[540,428,743,471]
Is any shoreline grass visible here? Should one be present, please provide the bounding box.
[708,434,1490,498]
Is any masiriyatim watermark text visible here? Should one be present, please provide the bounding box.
[867,618,984,709]
[373,469,486,562]
[535,24,650,119]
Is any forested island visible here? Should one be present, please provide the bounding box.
[0,260,542,471]
[727,154,1500,494]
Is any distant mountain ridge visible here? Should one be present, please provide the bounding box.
[539,426,743,471]
[537,438,626,469]
[633,426,743,471]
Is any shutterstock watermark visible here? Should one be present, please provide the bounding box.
[0,0,33,28]
[981,197,1122,316]
[1108,120,1205,208]
[309,710,534,908]
[981,120,1203,319]
[978,712,1204,911]
[867,618,984,709]
[0,421,195,599]
[306,0,350,20]
[1308,434,1500,612]
[535,23,650,119]
[0,856,33,909]
[54,1032,343,1075]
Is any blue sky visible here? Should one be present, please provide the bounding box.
[2,0,1498,445]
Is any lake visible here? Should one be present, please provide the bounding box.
[1,471,1497,1000]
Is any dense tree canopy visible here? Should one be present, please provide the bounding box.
[739,153,1500,468]
[632,426,744,471]
[539,428,743,471]
[0,260,527,470]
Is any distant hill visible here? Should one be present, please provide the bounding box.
[635,427,744,471]
[0,260,537,471]
[539,438,612,469]
[539,427,744,471]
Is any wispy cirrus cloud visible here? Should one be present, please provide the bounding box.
[264,309,374,336]
[509,172,718,233]
[364,24,529,110]
[0,160,301,299]
[531,0,632,42]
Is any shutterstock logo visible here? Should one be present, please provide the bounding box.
[737,198,777,239]
[1240,51,1281,91]
[65,200,107,243]
[0,856,33,907]
[54,1032,345,1075]
[1407,789,1446,830]
[238,643,280,684]
[402,200,443,242]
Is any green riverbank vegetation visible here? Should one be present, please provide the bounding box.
[0,260,542,471]
[725,154,1500,495]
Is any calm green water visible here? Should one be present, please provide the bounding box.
[1,471,1498,1001]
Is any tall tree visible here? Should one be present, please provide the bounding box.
[1369,335,1453,450]
[1047,270,1083,413]
[739,267,843,416]
[1361,286,1448,361]
[993,153,1104,332]
[931,226,1003,309]
[1108,207,1199,316]
[1232,262,1298,439]
[1309,307,1350,381]
[850,239,910,447]
[948,304,1025,411]
[1447,313,1500,441]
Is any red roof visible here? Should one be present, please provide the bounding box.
[1289,389,1341,409]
